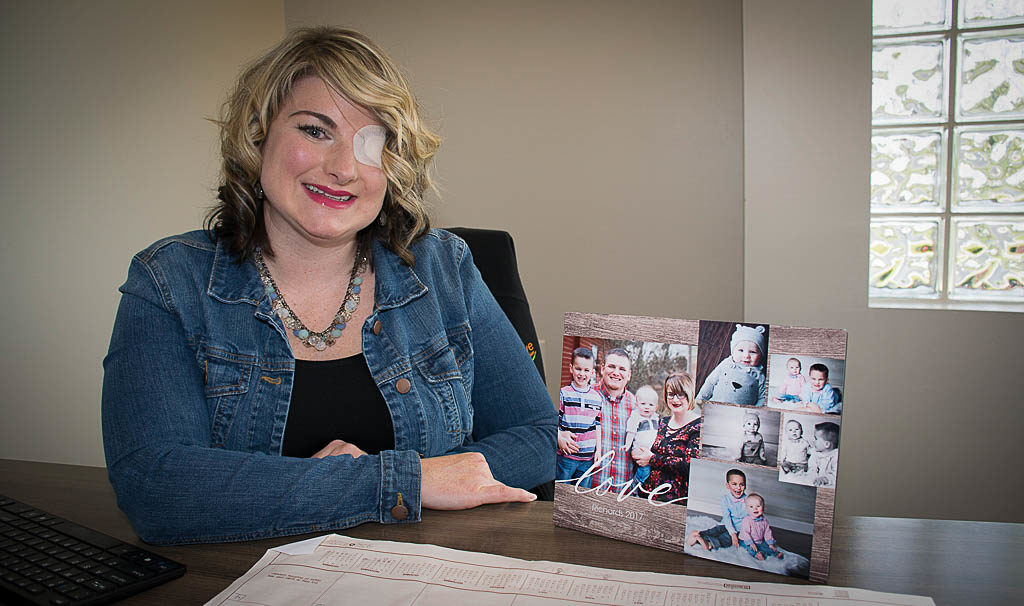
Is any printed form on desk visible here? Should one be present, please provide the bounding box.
[205,534,934,606]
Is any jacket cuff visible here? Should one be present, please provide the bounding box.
[380,449,422,524]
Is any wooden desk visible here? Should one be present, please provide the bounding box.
[1,459,1019,605]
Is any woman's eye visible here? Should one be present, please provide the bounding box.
[299,125,327,139]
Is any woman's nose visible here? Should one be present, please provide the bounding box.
[325,142,358,184]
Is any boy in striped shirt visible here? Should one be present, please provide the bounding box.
[556,348,603,481]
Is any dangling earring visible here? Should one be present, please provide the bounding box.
[255,183,265,201]
[377,211,386,226]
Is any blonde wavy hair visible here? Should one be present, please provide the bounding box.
[208,27,441,265]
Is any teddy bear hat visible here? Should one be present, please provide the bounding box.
[731,324,766,355]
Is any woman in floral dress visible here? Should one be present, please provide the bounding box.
[634,372,702,502]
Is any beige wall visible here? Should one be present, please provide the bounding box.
[0,1,285,465]
[3,0,1019,524]
[743,0,1023,522]
[284,0,747,389]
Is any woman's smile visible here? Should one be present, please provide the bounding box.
[303,183,356,208]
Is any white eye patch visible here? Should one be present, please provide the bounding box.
[353,125,386,169]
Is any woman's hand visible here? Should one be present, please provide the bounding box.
[311,439,367,459]
[557,430,580,455]
[421,452,536,510]
[631,446,653,467]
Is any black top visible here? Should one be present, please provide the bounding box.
[281,354,395,458]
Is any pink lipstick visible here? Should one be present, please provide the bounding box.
[303,184,356,209]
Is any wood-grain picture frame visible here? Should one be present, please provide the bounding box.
[552,313,847,583]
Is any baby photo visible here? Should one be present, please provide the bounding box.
[695,321,770,407]
[700,404,780,467]
[684,459,815,579]
[557,334,697,498]
[778,413,841,488]
[767,354,844,415]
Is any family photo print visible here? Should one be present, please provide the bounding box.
[552,312,848,582]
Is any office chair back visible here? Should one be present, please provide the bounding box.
[445,227,545,382]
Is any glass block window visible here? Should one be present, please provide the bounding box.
[875,0,950,34]
[870,219,944,295]
[949,217,1024,295]
[872,0,1024,308]
[872,38,948,122]
[871,128,945,211]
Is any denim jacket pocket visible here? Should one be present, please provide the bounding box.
[198,345,254,448]
[448,326,474,436]
[412,326,473,439]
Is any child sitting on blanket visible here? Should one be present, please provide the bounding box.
[686,468,747,550]
[739,493,784,561]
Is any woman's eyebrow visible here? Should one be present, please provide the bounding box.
[288,110,336,128]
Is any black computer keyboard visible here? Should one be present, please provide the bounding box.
[0,495,185,605]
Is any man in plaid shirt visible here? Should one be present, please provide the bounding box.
[591,348,636,491]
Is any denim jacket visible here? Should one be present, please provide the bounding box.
[102,229,555,545]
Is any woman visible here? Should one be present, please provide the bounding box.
[632,372,701,502]
[102,27,555,545]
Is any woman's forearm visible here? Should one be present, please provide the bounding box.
[457,242,556,489]
[106,441,422,544]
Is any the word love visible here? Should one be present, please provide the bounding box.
[554,451,687,507]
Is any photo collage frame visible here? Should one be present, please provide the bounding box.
[552,312,847,582]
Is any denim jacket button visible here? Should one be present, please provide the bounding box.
[372,320,382,335]
[391,492,408,520]
[396,378,411,394]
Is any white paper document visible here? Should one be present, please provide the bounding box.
[205,534,934,606]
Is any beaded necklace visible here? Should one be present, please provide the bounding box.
[254,246,367,351]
